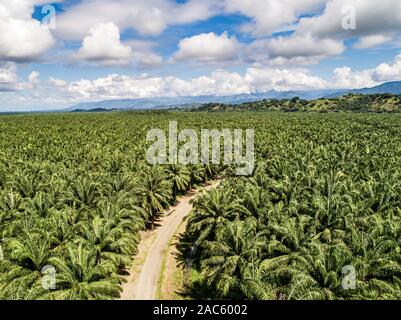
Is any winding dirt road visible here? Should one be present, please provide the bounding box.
[120,181,220,300]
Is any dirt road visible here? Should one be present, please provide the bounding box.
[120,181,220,300]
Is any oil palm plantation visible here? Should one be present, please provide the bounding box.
[2,110,401,301]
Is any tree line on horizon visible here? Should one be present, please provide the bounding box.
[194,94,401,113]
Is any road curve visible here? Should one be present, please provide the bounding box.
[120,181,220,300]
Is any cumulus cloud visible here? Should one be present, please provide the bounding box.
[47,0,401,67]
[55,0,218,40]
[52,0,325,43]
[0,63,44,92]
[28,0,401,66]
[235,0,401,65]
[138,54,164,69]
[35,53,401,104]
[297,0,401,44]
[222,0,326,36]
[0,62,19,91]
[353,35,394,49]
[173,32,241,63]
[331,67,377,89]
[28,71,40,85]
[372,54,401,82]
[0,0,57,62]
[189,70,251,95]
[46,66,327,104]
[4,52,401,109]
[0,63,18,84]
[246,33,345,65]
[244,67,327,91]
[48,77,67,87]
[48,0,328,41]
[74,23,132,66]
[263,34,344,59]
[227,0,401,65]
[5,0,401,110]
[332,54,401,88]
[124,40,164,69]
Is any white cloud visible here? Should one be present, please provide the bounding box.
[48,66,326,103]
[189,70,251,95]
[138,54,163,69]
[47,0,330,41]
[49,77,67,87]
[173,32,241,63]
[244,67,327,91]
[297,0,401,44]
[125,40,164,68]
[5,0,401,68]
[246,33,345,65]
[332,54,401,88]
[45,0,401,68]
[331,67,376,89]
[0,62,18,84]
[263,33,344,59]
[233,0,401,65]
[354,35,394,49]
[55,0,217,40]
[372,54,401,82]
[0,0,56,62]
[221,0,401,66]
[74,22,132,66]
[31,53,401,106]
[0,63,44,92]
[4,52,401,109]
[223,0,326,36]
[28,71,40,84]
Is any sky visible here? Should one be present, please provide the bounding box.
[1,0,401,111]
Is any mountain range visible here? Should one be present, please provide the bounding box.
[66,81,401,112]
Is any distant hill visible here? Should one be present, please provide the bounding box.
[65,90,343,112]
[325,81,401,98]
[195,93,401,113]
[64,81,401,112]
[71,107,113,113]
[65,94,280,111]
[349,81,401,95]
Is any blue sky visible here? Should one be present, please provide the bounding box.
[1,0,401,110]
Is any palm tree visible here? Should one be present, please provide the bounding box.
[77,215,139,267]
[188,187,250,244]
[67,176,100,209]
[165,164,190,201]
[0,259,43,300]
[201,219,268,298]
[7,230,53,272]
[45,209,81,252]
[188,164,206,190]
[241,262,278,300]
[0,230,53,299]
[135,166,172,229]
[283,243,353,300]
[45,243,121,300]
